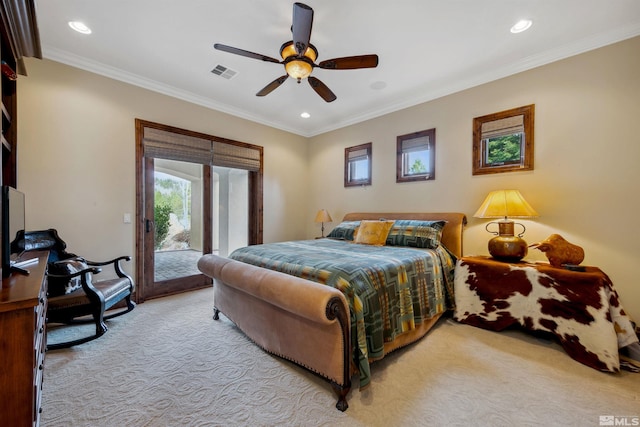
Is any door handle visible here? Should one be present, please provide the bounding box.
[145,219,154,233]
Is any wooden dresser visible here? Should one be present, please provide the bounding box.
[0,251,48,426]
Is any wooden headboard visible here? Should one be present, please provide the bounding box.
[341,212,467,258]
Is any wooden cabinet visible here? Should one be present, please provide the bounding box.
[0,251,48,427]
[0,0,41,188]
[1,21,18,188]
[0,7,45,423]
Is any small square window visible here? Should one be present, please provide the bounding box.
[396,129,435,183]
[473,105,534,175]
[344,143,372,187]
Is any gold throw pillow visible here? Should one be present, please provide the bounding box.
[353,220,395,246]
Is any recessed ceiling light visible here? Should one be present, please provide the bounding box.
[68,21,92,34]
[300,112,311,119]
[510,19,532,34]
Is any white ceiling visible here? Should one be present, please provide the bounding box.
[35,1,640,137]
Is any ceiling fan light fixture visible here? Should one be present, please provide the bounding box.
[214,3,377,102]
[280,41,317,80]
[285,59,313,81]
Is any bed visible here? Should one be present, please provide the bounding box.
[197,212,466,411]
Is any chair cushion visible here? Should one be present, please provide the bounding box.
[95,278,132,307]
[48,259,91,297]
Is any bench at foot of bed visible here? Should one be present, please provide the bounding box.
[201,254,353,410]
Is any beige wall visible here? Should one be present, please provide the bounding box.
[308,36,640,322]
[16,36,640,322]
[17,58,309,268]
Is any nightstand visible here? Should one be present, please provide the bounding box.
[453,256,638,372]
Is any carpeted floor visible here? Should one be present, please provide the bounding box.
[42,288,639,427]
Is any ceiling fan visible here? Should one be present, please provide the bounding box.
[213,2,379,102]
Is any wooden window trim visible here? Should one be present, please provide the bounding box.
[344,142,372,187]
[396,128,436,183]
[472,105,534,175]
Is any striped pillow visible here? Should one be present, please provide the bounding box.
[385,220,446,249]
[326,221,360,241]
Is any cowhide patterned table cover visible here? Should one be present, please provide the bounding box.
[454,256,638,372]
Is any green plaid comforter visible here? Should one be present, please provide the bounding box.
[229,239,457,389]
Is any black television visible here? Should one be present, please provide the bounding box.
[2,186,27,276]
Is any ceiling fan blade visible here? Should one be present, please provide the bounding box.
[214,43,281,64]
[256,75,289,97]
[292,3,314,55]
[318,54,379,70]
[308,77,337,102]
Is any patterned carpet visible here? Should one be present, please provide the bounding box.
[42,288,639,426]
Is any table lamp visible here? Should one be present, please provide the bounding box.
[474,189,539,261]
[314,209,333,238]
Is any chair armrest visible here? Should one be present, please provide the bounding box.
[47,267,102,279]
[84,256,132,278]
[84,256,132,267]
[48,267,103,299]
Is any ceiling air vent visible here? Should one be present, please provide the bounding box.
[211,65,237,80]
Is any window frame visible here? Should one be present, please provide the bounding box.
[344,142,372,187]
[396,128,436,183]
[472,105,534,175]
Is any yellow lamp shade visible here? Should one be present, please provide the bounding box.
[314,209,332,223]
[474,189,539,219]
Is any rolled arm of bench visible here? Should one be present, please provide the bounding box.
[198,254,349,325]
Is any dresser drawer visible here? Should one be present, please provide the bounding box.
[0,251,49,427]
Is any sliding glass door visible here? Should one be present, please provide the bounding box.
[135,120,263,302]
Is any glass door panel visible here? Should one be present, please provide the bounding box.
[212,166,248,257]
[142,158,210,300]
[154,159,204,281]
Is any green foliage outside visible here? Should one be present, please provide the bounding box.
[486,134,522,164]
[154,203,172,249]
[155,177,189,220]
[410,159,428,175]
[154,175,192,250]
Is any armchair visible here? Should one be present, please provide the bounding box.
[23,229,136,350]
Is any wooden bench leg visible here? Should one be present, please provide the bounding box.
[331,382,350,412]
